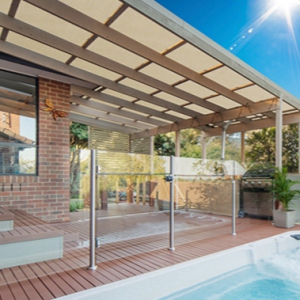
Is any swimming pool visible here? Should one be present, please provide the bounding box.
[57,231,300,300]
[161,248,300,299]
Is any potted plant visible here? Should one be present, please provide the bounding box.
[271,167,300,228]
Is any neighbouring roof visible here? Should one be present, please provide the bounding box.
[0,0,300,138]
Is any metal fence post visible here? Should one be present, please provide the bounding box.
[169,155,175,251]
[89,149,97,270]
[232,161,236,236]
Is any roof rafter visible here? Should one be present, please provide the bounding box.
[24,0,258,108]
[130,98,279,139]
[0,12,224,113]
[71,95,168,127]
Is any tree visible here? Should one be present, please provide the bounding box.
[70,122,88,198]
[246,128,276,164]
[180,128,202,158]
[154,134,175,156]
[245,125,298,172]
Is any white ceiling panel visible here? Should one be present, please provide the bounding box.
[102,89,136,101]
[0,1,11,13]
[166,43,221,73]
[60,0,122,24]
[207,95,242,109]
[121,107,149,117]
[282,101,295,111]
[235,85,275,102]
[110,7,181,52]
[16,1,91,46]
[136,100,166,112]
[119,78,157,94]
[154,92,188,106]
[87,37,147,69]
[7,32,70,62]
[71,58,121,81]
[184,103,214,115]
[139,63,184,84]
[165,110,191,119]
[0,0,298,139]
[176,80,217,98]
[204,66,252,90]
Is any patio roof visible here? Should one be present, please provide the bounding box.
[0,0,300,138]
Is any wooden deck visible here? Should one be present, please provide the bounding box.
[0,203,298,300]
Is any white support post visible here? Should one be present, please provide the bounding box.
[150,136,154,156]
[241,132,245,164]
[89,149,97,270]
[221,128,226,160]
[150,135,154,174]
[201,136,207,159]
[276,95,283,169]
[169,155,175,251]
[175,130,180,157]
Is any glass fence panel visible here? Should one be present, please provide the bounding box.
[68,153,275,265]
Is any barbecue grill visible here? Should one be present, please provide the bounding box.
[239,168,275,219]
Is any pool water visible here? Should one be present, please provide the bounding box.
[161,247,300,300]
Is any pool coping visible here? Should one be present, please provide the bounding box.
[57,230,300,300]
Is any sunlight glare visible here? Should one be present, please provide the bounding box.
[273,0,300,13]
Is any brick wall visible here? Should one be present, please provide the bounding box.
[0,78,70,223]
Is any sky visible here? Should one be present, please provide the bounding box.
[156,0,300,99]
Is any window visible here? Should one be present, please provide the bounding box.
[0,70,37,175]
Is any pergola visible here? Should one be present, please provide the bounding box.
[1,0,300,167]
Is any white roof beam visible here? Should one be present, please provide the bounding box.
[24,0,256,108]
[71,95,168,127]
[0,41,193,121]
[202,112,300,136]
[130,98,279,139]
[71,85,179,123]
[71,105,154,130]
[0,13,221,113]
[69,113,138,134]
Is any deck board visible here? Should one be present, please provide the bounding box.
[0,204,297,299]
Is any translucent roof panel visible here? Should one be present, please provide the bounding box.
[165,110,191,119]
[89,98,121,109]
[235,85,275,102]
[184,103,214,115]
[154,92,189,106]
[120,107,149,117]
[60,0,122,24]
[16,1,91,46]
[119,78,157,94]
[87,37,147,69]
[282,101,295,111]
[7,32,70,62]
[166,43,220,73]
[0,1,11,13]
[139,63,185,84]
[110,7,182,52]
[176,81,217,98]
[207,95,242,109]
[136,100,166,112]
[102,90,136,101]
[71,58,121,81]
[204,66,252,90]
[1,0,299,138]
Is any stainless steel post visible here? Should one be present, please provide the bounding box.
[231,161,236,236]
[89,149,97,270]
[169,155,175,251]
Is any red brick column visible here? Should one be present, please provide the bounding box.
[0,78,70,223]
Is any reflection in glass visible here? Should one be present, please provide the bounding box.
[0,70,36,175]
